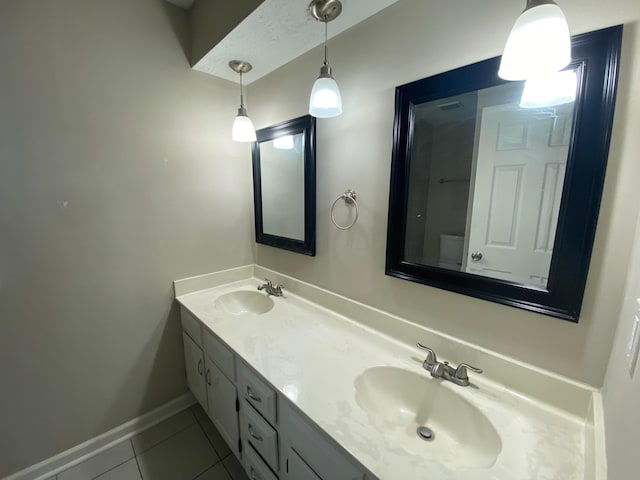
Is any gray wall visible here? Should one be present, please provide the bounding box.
[602,206,640,479]
[248,0,640,387]
[601,22,640,480]
[0,0,254,476]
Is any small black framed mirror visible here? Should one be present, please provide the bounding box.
[252,114,316,256]
[386,26,622,321]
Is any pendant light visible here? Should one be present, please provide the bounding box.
[498,0,571,81]
[308,0,343,118]
[229,60,257,142]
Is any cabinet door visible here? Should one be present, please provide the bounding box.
[206,357,240,457]
[280,402,364,480]
[183,332,206,409]
[285,447,321,480]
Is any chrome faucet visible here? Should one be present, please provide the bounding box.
[257,278,283,297]
[417,343,482,387]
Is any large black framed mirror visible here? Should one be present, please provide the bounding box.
[386,26,622,322]
[252,114,316,256]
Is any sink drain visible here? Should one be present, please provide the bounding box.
[417,426,435,441]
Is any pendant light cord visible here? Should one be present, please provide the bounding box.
[239,71,245,108]
[323,16,329,67]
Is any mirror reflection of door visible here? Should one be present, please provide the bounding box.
[403,69,577,288]
[467,103,572,286]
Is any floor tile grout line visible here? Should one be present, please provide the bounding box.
[193,416,229,461]
[191,406,240,479]
[190,463,219,480]
[87,440,135,480]
[219,456,238,480]
[192,418,239,479]
[133,451,144,480]
[133,419,198,457]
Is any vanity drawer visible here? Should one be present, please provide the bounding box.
[180,307,202,346]
[280,402,364,480]
[203,328,235,382]
[245,443,278,480]
[239,363,277,425]
[241,402,279,472]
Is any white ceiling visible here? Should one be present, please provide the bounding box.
[189,0,399,84]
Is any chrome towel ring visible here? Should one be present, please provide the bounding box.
[331,189,359,230]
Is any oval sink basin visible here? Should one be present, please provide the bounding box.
[354,366,501,469]
[215,291,274,315]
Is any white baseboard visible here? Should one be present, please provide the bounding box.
[4,392,196,480]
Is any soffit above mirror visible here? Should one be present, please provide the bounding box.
[168,0,399,85]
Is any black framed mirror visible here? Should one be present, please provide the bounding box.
[386,26,622,322]
[252,114,316,256]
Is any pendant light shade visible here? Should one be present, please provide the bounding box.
[308,0,343,118]
[309,66,343,118]
[498,0,571,81]
[229,60,256,143]
[232,107,257,142]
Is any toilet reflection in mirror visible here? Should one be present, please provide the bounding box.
[404,69,577,288]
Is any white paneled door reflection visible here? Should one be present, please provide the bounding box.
[466,103,571,287]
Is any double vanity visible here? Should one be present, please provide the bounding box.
[174,266,593,480]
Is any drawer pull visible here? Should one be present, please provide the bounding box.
[197,359,203,376]
[205,368,211,386]
[246,386,262,402]
[248,424,263,441]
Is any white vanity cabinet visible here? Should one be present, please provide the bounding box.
[181,306,368,480]
[237,360,367,480]
[181,307,241,457]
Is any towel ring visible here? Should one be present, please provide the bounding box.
[331,189,359,230]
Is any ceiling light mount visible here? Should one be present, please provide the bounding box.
[309,0,342,23]
[228,60,253,75]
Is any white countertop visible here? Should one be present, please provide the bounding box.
[176,278,585,480]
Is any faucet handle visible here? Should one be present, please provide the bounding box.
[416,343,438,368]
[453,363,483,382]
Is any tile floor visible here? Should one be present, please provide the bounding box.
[48,405,249,480]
